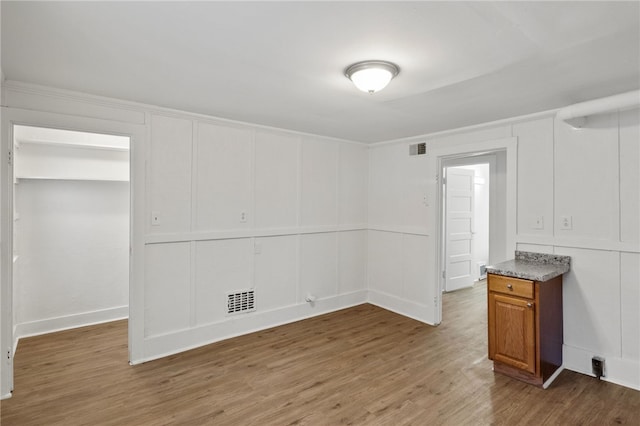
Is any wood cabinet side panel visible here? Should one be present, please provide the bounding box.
[537,276,563,381]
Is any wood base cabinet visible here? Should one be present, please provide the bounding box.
[488,273,563,388]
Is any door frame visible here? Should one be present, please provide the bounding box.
[1,108,146,398]
[428,137,517,325]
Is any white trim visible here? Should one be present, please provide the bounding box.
[144,225,368,244]
[516,235,640,254]
[14,306,128,341]
[367,289,435,325]
[367,225,429,236]
[138,290,368,364]
[3,80,366,146]
[542,365,564,389]
[372,110,557,147]
[563,344,640,391]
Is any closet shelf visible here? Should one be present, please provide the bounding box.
[15,176,129,182]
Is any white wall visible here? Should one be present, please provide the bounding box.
[368,108,640,390]
[2,81,637,393]
[144,115,368,358]
[14,179,129,336]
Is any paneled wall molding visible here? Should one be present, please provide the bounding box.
[516,236,640,254]
[144,225,369,245]
[367,225,429,236]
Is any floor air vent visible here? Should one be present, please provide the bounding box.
[227,289,255,315]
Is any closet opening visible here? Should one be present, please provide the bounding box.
[11,125,130,351]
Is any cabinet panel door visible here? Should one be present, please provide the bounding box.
[489,293,536,374]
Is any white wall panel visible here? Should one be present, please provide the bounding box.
[368,144,405,227]
[338,231,367,294]
[515,243,553,254]
[299,233,338,301]
[367,230,403,295]
[144,242,190,337]
[619,109,640,243]
[149,115,192,234]
[254,235,297,311]
[555,114,619,240]
[300,138,338,227]
[194,238,253,325]
[404,153,429,231]
[403,234,430,304]
[254,131,299,229]
[556,247,620,356]
[514,118,554,236]
[195,123,253,231]
[339,144,368,226]
[621,252,639,359]
[427,125,511,147]
[14,180,129,327]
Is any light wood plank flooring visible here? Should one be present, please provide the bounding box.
[1,283,639,425]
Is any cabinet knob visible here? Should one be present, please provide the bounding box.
[506,284,513,290]
[527,302,533,308]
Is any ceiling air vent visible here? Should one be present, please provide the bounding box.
[227,289,255,315]
[409,142,427,156]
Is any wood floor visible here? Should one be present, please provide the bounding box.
[2,283,639,425]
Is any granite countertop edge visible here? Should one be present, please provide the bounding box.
[486,251,571,282]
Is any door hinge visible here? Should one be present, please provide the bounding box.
[442,270,446,279]
[6,348,11,362]
[7,149,12,166]
[434,296,438,307]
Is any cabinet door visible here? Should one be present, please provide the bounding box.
[488,293,536,374]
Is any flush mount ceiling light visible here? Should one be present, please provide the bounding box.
[345,60,400,94]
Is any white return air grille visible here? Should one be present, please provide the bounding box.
[409,142,427,156]
[227,289,255,315]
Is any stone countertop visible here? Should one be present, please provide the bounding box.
[486,251,571,282]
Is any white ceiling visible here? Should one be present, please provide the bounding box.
[2,1,639,143]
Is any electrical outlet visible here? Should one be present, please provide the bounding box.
[560,215,573,230]
[254,241,262,254]
[532,216,544,230]
[592,356,605,379]
[240,211,247,223]
[151,211,161,226]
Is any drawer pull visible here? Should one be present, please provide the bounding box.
[527,302,533,308]
[506,284,513,290]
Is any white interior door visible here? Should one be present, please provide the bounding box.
[445,167,475,292]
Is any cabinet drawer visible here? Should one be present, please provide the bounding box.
[488,274,534,299]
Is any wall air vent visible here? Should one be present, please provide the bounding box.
[409,142,427,156]
[227,289,255,315]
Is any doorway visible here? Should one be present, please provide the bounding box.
[1,109,145,398]
[442,161,490,292]
[12,125,130,341]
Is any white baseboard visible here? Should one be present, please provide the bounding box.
[14,306,129,343]
[136,291,368,364]
[367,289,435,325]
[563,344,640,391]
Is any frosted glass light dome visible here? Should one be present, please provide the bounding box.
[345,61,400,94]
